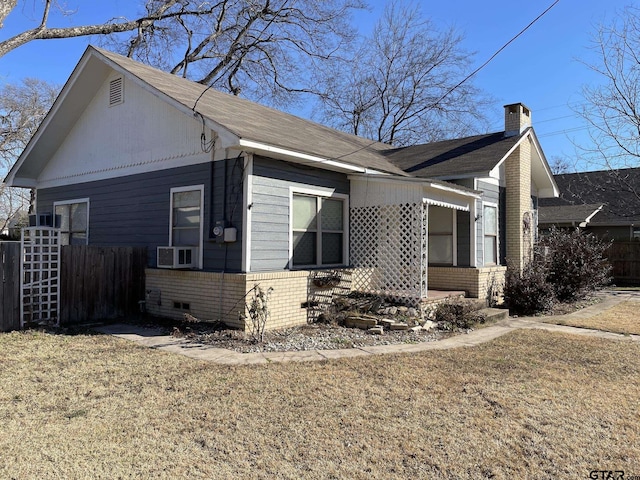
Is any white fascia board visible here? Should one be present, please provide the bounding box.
[492,130,529,171]
[492,129,560,198]
[235,139,387,175]
[584,205,604,224]
[4,177,37,188]
[428,181,481,199]
[529,130,560,197]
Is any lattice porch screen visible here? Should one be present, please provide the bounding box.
[350,202,428,305]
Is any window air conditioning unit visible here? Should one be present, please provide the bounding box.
[157,246,198,269]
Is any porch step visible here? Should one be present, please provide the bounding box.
[478,307,509,323]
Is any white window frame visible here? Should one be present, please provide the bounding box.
[169,185,204,269]
[289,186,349,269]
[428,206,457,266]
[483,202,499,266]
[53,198,90,246]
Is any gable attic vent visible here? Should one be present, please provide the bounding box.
[109,77,124,106]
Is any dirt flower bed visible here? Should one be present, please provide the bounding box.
[170,321,448,353]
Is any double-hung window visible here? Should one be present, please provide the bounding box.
[170,185,204,268]
[428,205,454,265]
[291,190,347,267]
[54,199,89,246]
[484,204,498,265]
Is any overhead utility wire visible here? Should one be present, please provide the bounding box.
[334,0,562,162]
[432,0,561,108]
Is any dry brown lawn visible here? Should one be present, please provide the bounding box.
[1,328,639,479]
[547,300,640,336]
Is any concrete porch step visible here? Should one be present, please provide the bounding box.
[478,307,509,323]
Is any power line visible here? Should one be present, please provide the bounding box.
[433,0,561,107]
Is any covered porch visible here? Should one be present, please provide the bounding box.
[348,175,505,306]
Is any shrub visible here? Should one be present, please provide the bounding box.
[504,227,612,315]
[503,260,555,315]
[434,299,485,330]
[245,284,274,343]
[541,227,612,302]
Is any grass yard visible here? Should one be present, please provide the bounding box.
[1,328,639,479]
[545,300,640,336]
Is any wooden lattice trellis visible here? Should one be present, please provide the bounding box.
[350,202,428,305]
[21,227,60,328]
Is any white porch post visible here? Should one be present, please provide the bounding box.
[421,202,429,299]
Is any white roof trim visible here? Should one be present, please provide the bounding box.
[584,204,604,224]
[428,181,480,198]
[424,197,470,211]
[236,139,387,175]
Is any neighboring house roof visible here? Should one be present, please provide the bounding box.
[5,46,407,187]
[539,168,640,226]
[538,203,603,226]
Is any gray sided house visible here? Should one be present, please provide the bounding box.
[539,168,640,240]
[5,46,558,330]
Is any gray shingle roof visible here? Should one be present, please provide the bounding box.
[538,204,603,225]
[95,47,407,176]
[383,131,525,178]
[539,168,640,225]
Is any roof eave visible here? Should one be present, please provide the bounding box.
[235,140,390,175]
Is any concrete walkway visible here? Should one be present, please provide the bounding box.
[95,291,640,365]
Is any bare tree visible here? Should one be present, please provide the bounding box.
[313,0,491,146]
[548,155,576,175]
[0,78,59,233]
[1,1,365,105]
[579,6,640,171]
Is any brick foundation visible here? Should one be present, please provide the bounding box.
[144,268,353,331]
[145,266,507,331]
[428,266,506,301]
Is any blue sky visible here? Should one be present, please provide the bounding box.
[0,0,632,170]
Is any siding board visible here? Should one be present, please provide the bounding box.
[38,162,244,271]
[250,156,349,271]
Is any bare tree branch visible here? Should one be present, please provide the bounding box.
[0,0,18,28]
[0,78,58,234]
[314,0,491,146]
[579,6,640,170]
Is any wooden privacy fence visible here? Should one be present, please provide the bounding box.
[607,241,640,286]
[60,246,147,325]
[0,242,20,332]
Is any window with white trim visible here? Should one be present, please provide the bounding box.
[428,205,454,265]
[54,199,89,246]
[170,186,203,249]
[484,204,498,265]
[291,192,347,267]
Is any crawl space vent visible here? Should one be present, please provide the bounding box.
[109,77,124,106]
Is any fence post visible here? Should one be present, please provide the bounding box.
[1,242,21,332]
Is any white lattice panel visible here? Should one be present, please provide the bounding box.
[350,203,427,305]
[21,228,60,327]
